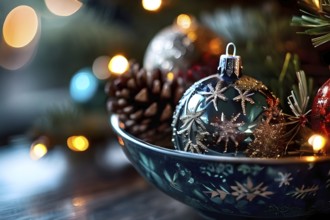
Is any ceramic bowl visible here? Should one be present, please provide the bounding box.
[111,115,330,219]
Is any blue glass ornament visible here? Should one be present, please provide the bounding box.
[172,43,283,157]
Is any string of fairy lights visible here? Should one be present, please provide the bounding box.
[29,53,130,160]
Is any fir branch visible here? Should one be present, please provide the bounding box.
[290,71,310,115]
[285,71,311,121]
[292,0,330,46]
[283,70,313,152]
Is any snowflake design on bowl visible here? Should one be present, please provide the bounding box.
[230,177,274,201]
[274,172,293,188]
[286,184,319,199]
[204,176,274,202]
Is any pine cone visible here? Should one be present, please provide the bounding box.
[105,61,185,143]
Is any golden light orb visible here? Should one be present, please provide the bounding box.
[305,156,316,162]
[3,5,39,48]
[67,135,89,152]
[176,14,192,29]
[108,54,129,75]
[166,72,174,81]
[308,134,326,153]
[30,143,48,160]
[142,0,162,11]
[312,0,321,9]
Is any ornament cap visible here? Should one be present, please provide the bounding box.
[218,42,242,82]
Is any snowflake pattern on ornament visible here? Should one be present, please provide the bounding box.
[211,113,244,153]
[198,81,228,111]
[177,105,205,137]
[183,132,209,153]
[233,86,255,115]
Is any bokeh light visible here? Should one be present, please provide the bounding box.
[45,0,83,16]
[92,56,111,80]
[119,122,125,129]
[30,143,48,160]
[29,136,50,160]
[3,5,39,48]
[70,68,98,103]
[312,0,321,9]
[108,54,129,75]
[166,72,174,81]
[187,31,197,42]
[67,135,89,152]
[176,14,192,29]
[117,136,124,146]
[308,134,326,153]
[305,156,316,162]
[142,0,162,11]
[209,38,222,55]
[0,34,39,70]
[72,197,86,207]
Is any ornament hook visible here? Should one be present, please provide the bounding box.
[218,42,241,82]
[226,42,236,56]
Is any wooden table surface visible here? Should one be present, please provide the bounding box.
[0,137,203,220]
[0,137,329,220]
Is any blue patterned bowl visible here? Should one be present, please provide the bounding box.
[111,115,330,219]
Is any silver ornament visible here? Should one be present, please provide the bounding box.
[143,16,224,75]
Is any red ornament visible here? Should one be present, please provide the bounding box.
[311,79,330,137]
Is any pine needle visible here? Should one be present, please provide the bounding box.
[279,53,292,83]
[287,71,310,117]
[284,70,312,153]
[292,0,330,46]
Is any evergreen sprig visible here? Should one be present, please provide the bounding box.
[292,0,330,47]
